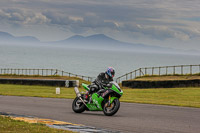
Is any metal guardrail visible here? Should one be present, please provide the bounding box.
[0,68,95,82]
[116,64,200,83]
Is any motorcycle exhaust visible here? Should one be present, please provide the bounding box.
[74,86,87,106]
[74,86,81,97]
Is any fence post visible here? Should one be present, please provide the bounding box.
[135,71,136,78]
[159,67,161,76]
[130,72,132,79]
[173,66,175,75]
[199,65,200,75]
[181,65,183,75]
[56,69,58,75]
[190,65,192,75]
[139,68,141,77]
[145,68,147,75]
[166,67,168,75]
[152,67,154,75]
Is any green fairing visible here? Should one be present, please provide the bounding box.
[86,93,104,111]
[111,84,123,96]
[81,82,123,111]
[82,83,90,91]
[86,104,100,111]
[110,97,118,104]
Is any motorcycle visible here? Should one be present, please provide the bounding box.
[72,81,123,116]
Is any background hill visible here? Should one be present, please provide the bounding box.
[0,31,40,44]
[53,34,182,54]
[0,31,199,55]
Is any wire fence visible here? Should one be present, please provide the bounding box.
[0,68,95,82]
[116,64,200,83]
[1,65,200,83]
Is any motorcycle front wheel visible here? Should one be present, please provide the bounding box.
[103,99,120,116]
[72,97,86,113]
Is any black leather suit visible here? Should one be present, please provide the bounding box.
[89,72,113,94]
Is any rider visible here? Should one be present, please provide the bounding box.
[86,67,115,102]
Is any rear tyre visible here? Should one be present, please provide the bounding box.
[103,99,120,116]
[72,97,86,113]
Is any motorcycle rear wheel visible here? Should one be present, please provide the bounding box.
[103,99,120,116]
[72,97,86,113]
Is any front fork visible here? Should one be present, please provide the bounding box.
[107,95,111,107]
[106,95,118,107]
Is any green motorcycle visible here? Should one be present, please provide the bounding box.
[72,81,123,116]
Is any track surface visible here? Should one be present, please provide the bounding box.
[0,95,200,133]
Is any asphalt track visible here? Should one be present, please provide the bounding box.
[0,95,200,133]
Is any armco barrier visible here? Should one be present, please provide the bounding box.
[0,78,78,87]
[122,79,200,88]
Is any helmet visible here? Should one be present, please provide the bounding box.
[106,67,115,78]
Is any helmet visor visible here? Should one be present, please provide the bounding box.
[111,71,115,77]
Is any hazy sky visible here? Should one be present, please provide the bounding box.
[0,0,200,50]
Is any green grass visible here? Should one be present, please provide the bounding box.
[0,84,81,99]
[0,84,200,108]
[0,116,74,133]
[121,87,200,108]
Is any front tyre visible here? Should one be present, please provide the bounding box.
[72,97,86,113]
[103,99,120,116]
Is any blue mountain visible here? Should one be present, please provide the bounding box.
[55,34,177,53]
[0,31,40,44]
[1,31,198,55]
[0,31,14,39]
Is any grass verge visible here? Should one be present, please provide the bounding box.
[0,84,79,99]
[0,116,74,133]
[121,87,200,108]
[0,84,200,108]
